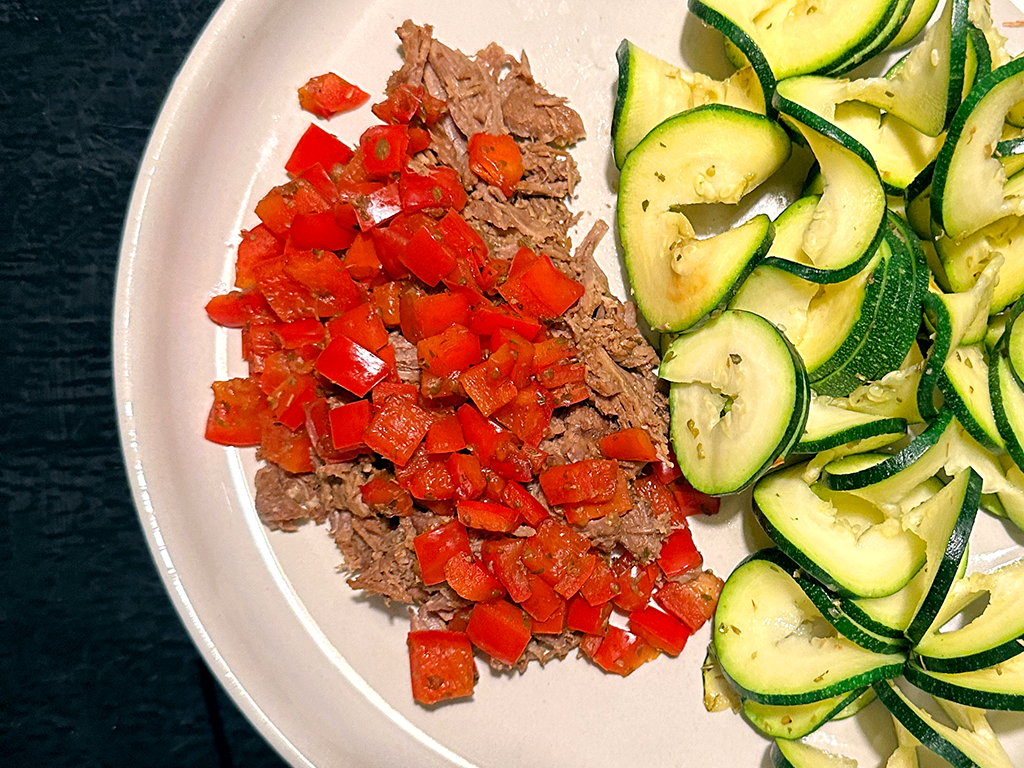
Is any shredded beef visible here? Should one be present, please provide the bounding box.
[254,464,319,531]
[581,495,672,564]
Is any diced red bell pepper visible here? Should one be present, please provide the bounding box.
[628,605,692,657]
[205,378,269,446]
[536,361,587,390]
[447,453,487,501]
[342,233,382,280]
[242,321,280,374]
[531,596,567,634]
[539,459,619,506]
[658,528,703,578]
[480,538,532,603]
[563,470,633,525]
[288,211,357,251]
[327,301,389,353]
[566,594,613,636]
[372,84,447,125]
[499,249,586,319]
[255,179,331,237]
[612,557,660,613]
[360,475,414,517]
[405,292,471,341]
[493,383,553,447]
[285,123,354,177]
[488,332,535,386]
[360,124,410,177]
[444,553,506,602]
[298,72,369,118]
[456,404,513,466]
[455,499,521,533]
[235,224,283,290]
[531,336,576,370]
[467,304,543,341]
[303,397,355,463]
[600,427,659,463]
[354,182,403,230]
[583,626,660,676]
[420,371,463,402]
[499,481,549,527]
[459,360,518,417]
[253,256,318,322]
[651,458,683,485]
[521,519,596,599]
[258,413,315,474]
[400,166,466,212]
[467,133,523,197]
[668,480,722,520]
[369,212,430,279]
[426,413,467,454]
[520,573,564,622]
[413,520,472,586]
[371,380,418,407]
[407,629,476,706]
[633,475,683,522]
[417,325,481,378]
[362,396,433,467]
[465,600,532,667]
[205,290,274,329]
[327,399,373,451]
[549,381,590,408]
[654,571,724,632]
[314,335,390,397]
[371,280,404,327]
[269,319,326,350]
[579,556,620,607]
[403,221,457,287]
[282,247,361,311]
[396,447,456,500]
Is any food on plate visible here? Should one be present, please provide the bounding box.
[204,21,724,705]
[612,0,1024,763]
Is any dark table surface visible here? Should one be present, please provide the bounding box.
[2,3,289,765]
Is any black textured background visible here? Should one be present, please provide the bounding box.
[1,2,289,765]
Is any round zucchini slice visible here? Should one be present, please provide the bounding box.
[617,104,790,333]
[904,651,1024,712]
[659,309,809,495]
[713,555,906,706]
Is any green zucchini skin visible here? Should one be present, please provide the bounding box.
[872,680,979,768]
[904,655,1024,711]
[741,687,868,741]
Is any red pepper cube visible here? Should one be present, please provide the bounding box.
[493,383,553,447]
[539,459,620,506]
[289,211,357,251]
[467,304,542,341]
[612,557,660,613]
[400,166,467,213]
[668,480,722,521]
[253,256,318,322]
[568,595,613,637]
[436,209,488,269]
[426,413,467,454]
[283,247,361,310]
[342,232,382,281]
[651,459,683,485]
[359,475,414,517]
[499,251,585,318]
[407,629,476,706]
[455,499,521,533]
[531,597,567,635]
[480,538,532,603]
[285,123,354,177]
[372,83,447,125]
[328,399,373,451]
[466,600,532,667]
[417,325,481,378]
[314,335,390,397]
[531,336,576,370]
[403,222,457,287]
[447,453,487,501]
[362,396,434,467]
[536,362,587,390]
[396,448,456,501]
[371,281,404,327]
[585,626,660,677]
[499,481,549,527]
[459,361,518,417]
[521,519,597,599]
[657,528,703,578]
[456,404,514,466]
[599,427,660,463]
[628,605,693,656]
[360,124,410,177]
[488,332,534,388]
[467,133,523,198]
[520,573,563,622]
[407,292,472,341]
[563,470,634,525]
[579,556,619,607]
[371,381,419,407]
[275,379,318,430]
[413,520,472,586]
[304,397,355,463]
[355,182,403,230]
[549,381,590,408]
[235,224,283,290]
[443,553,506,602]
[255,179,332,236]
[298,72,369,118]
[654,571,724,632]
[258,413,315,475]
[633,476,684,522]
[205,378,269,447]
[205,290,273,329]
[327,301,389,353]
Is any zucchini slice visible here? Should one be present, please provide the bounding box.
[932,56,1024,240]
[741,688,868,740]
[752,464,927,599]
[771,739,857,768]
[713,555,906,706]
[794,397,907,454]
[992,344,1024,471]
[934,209,1024,314]
[887,0,941,49]
[617,104,789,332]
[913,557,1024,673]
[611,40,764,167]
[904,649,1024,711]
[874,679,1015,768]
[687,0,900,83]
[938,344,1003,451]
[660,309,809,495]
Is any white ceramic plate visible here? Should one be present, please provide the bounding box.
[116,2,1024,766]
